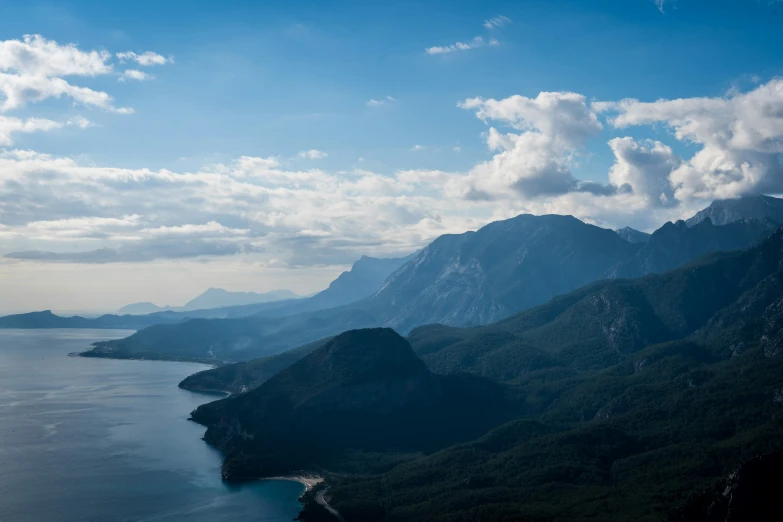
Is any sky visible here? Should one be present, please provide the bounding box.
[0,0,782,314]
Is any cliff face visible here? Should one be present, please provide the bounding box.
[364,214,641,332]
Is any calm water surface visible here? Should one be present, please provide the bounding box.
[0,329,303,522]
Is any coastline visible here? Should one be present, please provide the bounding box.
[261,474,324,495]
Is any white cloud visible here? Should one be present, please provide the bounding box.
[119,69,153,82]
[599,78,783,202]
[607,137,680,207]
[0,116,62,146]
[0,34,111,77]
[3,80,783,269]
[411,144,425,151]
[483,15,512,29]
[456,91,605,198]
[0,114,91,146]
[297,149,328,159]
[0,34,166,113]
[116,51,173,66]
[426,36,498,55]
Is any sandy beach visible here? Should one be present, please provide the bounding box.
[263,474,324,492]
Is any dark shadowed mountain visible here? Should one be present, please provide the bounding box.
[411,226,783,381]
[190,328,521,481]
[609,217,777,278]
[670,450,783,522]
[686,194,783,226]
[178,337,333,394]
[298,229,783,522]
[615,226,650,243]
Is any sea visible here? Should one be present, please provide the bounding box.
[0,329,303,522]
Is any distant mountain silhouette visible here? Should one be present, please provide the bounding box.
[180,288,299,311]
[116,302,174,315]
[0,310,183,330]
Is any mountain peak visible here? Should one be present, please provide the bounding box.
[686,195,783,227]
[615,226,651,244]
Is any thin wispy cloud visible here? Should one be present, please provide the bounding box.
[425,36,499,55]
[297,149,328,159]
[483,15,511,29]
[116,51,173,66]
[410,144,425,151]
[367,95,396,107]
[427,16,508,55]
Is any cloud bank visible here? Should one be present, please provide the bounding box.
[2,75,782,267]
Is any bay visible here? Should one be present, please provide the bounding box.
[0,329,303,522]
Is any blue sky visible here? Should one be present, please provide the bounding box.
[0,0,782,313]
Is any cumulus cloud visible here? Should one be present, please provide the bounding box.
[599,78,783,202]
[455,91,604,198]
[426,36,499,55]
[297,149,328,159]
[116,51,173,66]
[0,34,167,114]
[607,137,680,206]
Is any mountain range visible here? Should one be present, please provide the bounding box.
[116,288,300,315]
[189,225,783,521]
[84,195,783,363]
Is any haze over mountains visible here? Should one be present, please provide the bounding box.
[117,288,301,315]
[7,194,783,521]
[190,218,783,522]
[79,195,783,363]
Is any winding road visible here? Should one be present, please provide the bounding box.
[316,489,345,521]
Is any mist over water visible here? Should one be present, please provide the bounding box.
[0,329,302,522]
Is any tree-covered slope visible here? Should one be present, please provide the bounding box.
[190,328,522,481]
[313,232,783,521]
[411,227,783,382]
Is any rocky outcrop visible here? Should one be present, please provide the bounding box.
[671,450,783,521]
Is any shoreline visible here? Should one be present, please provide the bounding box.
[261,474,324,495]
